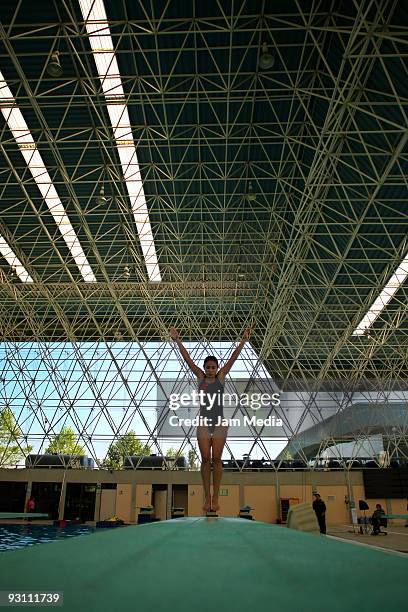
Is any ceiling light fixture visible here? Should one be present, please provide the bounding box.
[0,236,33,283]
[96,186,107,206]
[46,51,63,77]
[259,42,275,70]
[247,182,256,201]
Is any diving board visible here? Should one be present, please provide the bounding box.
[0,518,406,611]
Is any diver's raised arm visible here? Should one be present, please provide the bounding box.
[170,327,204,379]
[218,328,251,380]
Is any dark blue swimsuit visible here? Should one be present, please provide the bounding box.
[198,376,224,434]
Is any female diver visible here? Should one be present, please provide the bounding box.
[170,327,251,513]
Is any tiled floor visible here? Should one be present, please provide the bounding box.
[328,524,408,554]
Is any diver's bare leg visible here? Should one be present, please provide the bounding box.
[197,426,212,512]
[211,426,228,511]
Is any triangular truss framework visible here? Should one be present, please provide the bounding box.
[1,339,407,469]
[0,0,407,470]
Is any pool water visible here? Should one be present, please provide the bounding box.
[0,524,96,552]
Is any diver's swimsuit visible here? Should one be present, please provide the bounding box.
[198,376,224,434]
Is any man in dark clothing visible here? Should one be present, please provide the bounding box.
[312,493,326,534]
[371,503,386,535]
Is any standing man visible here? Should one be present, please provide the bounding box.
[371,503,386,535]
[313,493,327,534]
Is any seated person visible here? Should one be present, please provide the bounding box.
[371,504,386,535]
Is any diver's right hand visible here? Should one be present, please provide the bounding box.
[169,327,179,341]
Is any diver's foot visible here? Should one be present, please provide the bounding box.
[203,497,212,513]
[211,496,220,512]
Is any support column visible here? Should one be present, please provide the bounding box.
[130,484,137,523]
[93,483,102,522]
[24,481,32,513]
[345,471,358,526]
[167,484,173,519]
[385,498,393,524]
[239,483,244,510]
[58,481,67,520]
[275,473,281,522]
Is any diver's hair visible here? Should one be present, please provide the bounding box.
[203,355,219,368]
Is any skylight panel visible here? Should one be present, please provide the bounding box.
[79,0,161,282]
[352,252,408,335]
[0,236,33,283]
[0,71,96,283]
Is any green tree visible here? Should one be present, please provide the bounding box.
[0,406,32,466]
[188,448,199,470]
[165,446,183,458]
[164,446,187,468]
[44,426,85,455]
[104,431,151,469]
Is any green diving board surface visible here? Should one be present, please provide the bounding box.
[0,512,49,519]
[0,518,407,611]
